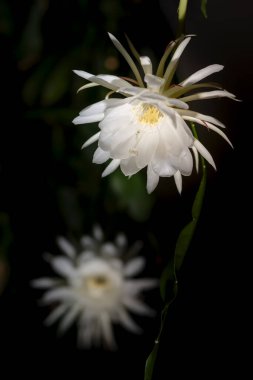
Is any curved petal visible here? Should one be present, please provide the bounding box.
[73,114,104,125]
[140,56,153,75]
[81,132,100,149]
[120,157,140,176]
[180,64,224,87]
[194,139,216,169]
[56,237,76,258]
[51,257,76,278]
[174,171,182,193]
[147,164,160,193]
[93,147,110,164]
[123,257,145,277]
[135,130,159,169]
[102,159,121,177]
[179,90,236,103]
[192,145,199,172]
[176,109,226,128]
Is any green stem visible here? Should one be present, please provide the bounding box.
[177,0,189,37]
[145,125,206,380]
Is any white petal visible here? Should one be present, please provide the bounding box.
[41,287,74,304]
[120,157,140,176]
[93,225,103,241]
[79,99,122,117]
[204,123,233,147]
[194,139,216,169]
[162,37,191,87]
[100,242,118,256]
[144,74,164,92]
[72,113,104,125]
[140,56,153,75]
[180,64,224,87]
[100,312,117,349]
[31,278,60,289]
[82,132,100,149]
[56,237,76,258]
[118,308,142,334]
[73,70,132,91]
[135,131,159,169]
[93,147,110,164]
[58,305,80,333]
[169,149,193,176]
[147,164,159,193]
[51,257,76,278]
[174,171,182,193]
[125,279,158,295]
[77,82,99,93]
[102,159,121,177]
[123,257,145,277]
[192,145,199,172]
[123,297,155,316]
[177,109,226,128]
[108,33,144,87]
[179,90,236,103]
[44,304,68,326]
[115,233,127,248]
[80,236,95,248]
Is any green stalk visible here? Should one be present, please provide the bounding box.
[177,0,189,37]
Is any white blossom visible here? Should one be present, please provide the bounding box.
[73,33,236,193]
[32,226,157,349]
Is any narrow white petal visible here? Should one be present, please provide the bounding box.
[73,113,104,125]
[118,308,142,334]
[77,82,99,93]
[144,74,164,92]
[162,37,191,87]
[123,297,155,316]
[102,159,121,177]
[192,145,199,172]
[56,237,76,258]
[115,233,127,248]
[51,257,76,278]
[125,279,158,295]
[174,171,182,193]
[81,132,100,149]
[204,123,233,147]
[41,287,73,304]
[93,224,103,241]
[123,257,145,277]
[100,242,117,256]
[93,147,110,164]
[108,33,144,87]
[140,56,152,75]
[58,305,80,333]
[80,236,95,248]
[73,70,132,91]
[79,100,108,117]
[100,312,117,349]
[194,139,216,169]
[147,164,159,193]
[31,278,60,289]
[179,90,236,103]
[44,304,68,326]
[180,64,224,87]
[177,109,226,128]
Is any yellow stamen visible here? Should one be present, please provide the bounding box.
[138,104,163,125]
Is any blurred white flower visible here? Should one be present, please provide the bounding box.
[32,226,157,349]
[73,33,236,193]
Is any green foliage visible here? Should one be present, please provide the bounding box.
[201,0,208,18]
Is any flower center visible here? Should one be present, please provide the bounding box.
[138,103,163,125]
[86,275,111,297]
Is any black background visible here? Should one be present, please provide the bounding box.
[0,0,251,378]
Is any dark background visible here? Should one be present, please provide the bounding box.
[0,0,251,378]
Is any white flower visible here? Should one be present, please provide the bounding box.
[73,33,236,193]
[32,226,157,349]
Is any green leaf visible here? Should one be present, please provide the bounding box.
[201,0,208,18]
[145,344,159,380]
